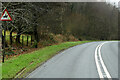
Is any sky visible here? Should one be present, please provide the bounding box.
[107,0,120,2]
[106,0,120,7]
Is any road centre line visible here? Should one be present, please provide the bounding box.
[95,42,112,79]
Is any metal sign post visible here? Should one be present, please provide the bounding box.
[2,26,6,63]
[0,9,12,63]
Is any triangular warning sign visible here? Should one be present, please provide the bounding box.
[0,9,12,21]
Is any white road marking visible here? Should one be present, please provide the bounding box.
[95,42,112,79]
[95,44,104,78]
[98,42,112,78]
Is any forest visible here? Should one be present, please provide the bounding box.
[0,2,119,57]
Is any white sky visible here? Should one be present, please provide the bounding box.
[106,0,120,7]
[107,0,120,2]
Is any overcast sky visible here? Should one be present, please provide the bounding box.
[105,0,120,7]
[107,0,119,2]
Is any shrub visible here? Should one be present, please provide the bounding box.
[5,46,15,55]
[5,51,15,56]
[32,40,38,48]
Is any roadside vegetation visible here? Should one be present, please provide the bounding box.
[0,2,119,79]
[2,41,91,78]
[1,2,119,60]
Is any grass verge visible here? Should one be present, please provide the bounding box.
[2,41,92,79]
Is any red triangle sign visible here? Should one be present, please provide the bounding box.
[0,9,12,21]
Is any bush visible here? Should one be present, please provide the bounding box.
[5,51,15,56]
[67,35,78,41]
[54,34,66,43]
[5,46,15,55]
[32,40,38,48]
[48,33,57,43]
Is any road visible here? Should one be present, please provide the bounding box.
[27,41,119,78]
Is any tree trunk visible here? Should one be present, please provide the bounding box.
[22,36,24,47]
[16,32,21,44]
[2,34,4,49]
[10,31,13,45]
[34,26,39,42]
[26,35,29,46]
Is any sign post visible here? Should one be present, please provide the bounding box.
[2,26,6,63]
[0,9,12,63]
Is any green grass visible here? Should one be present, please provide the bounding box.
[2,41,92,78]
[0,63,2,80]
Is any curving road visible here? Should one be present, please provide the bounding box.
[27,41,119,78]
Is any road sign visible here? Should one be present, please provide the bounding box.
[0,9,12,21]
[0,9,12,63]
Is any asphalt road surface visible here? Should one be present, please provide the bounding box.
[27,41,119,78]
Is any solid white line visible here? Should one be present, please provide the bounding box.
[95,41,112,79]
[95,44,104,78]
[98,42,112,78]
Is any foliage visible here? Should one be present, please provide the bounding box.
[2,41,91,78]
[1,2,119,47]
[32,40,38,48]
